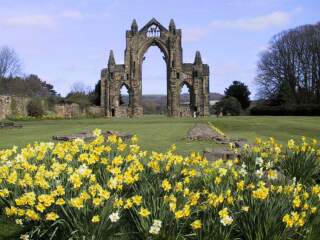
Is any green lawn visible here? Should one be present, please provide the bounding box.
[0,115,320,239]
[0,116,319,154]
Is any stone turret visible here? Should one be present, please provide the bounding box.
[131,19,138,33]
[169,19,176,32]
[194,51,202,65]
[108,50,115,67]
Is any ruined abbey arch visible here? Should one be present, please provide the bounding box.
[100,18,210,117]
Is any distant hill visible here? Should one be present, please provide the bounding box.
[121,92,223,104]
[209,92,224,101]
[121,93,223,114]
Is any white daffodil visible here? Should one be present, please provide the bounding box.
[220,216,233,226]
[109,212,120,223]
[255,157,264,166]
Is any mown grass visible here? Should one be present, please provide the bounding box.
[0,115,319,239]
[0,116,320,154]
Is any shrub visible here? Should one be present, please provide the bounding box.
[27,98,44,117]
[215,97,241,116]
[0,132,320,240]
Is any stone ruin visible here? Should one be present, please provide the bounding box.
[0,121,22,129]
[100,18,210,118]
[0,95,29,120]
[0,95,104,120]
[187,123,229,143]
[52,130,132,142]
[186,123,247,161]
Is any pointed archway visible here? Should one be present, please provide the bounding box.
[141,46,167,115]
[100,18,210,117]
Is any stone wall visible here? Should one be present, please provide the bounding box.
[54,104,105,118]
[179,105,192,117]
[114,106,129,118]
[86,106,105,117]
[54,103,82,118]
[0,95,29,119]
[0,95,104,119]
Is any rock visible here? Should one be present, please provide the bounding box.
[203,148,239,161]
[53,130,132,142]
[187,123,226,142]
[232,138,248,148]
[103,130,132,141]
[0,121,22,129]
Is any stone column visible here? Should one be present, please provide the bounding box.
[131,57,143,117]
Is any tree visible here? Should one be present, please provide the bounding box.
[215,97,241,116]
[256,22,320,104]
[0,46,21,78]
[89,80,101,106]
[70,82,91,94]
[0,74,59,97]
[224,81,251,109]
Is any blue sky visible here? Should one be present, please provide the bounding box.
[0,0,319,97]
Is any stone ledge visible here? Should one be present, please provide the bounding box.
[53,130,132,142]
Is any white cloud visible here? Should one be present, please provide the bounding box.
[1,14,55,28]
[183,7,302,42]
[0,9,84,28]
[210,8,302,31]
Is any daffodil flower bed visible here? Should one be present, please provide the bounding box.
[0,130,320,239]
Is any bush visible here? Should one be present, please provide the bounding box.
[0,132,320,240]
[215,97,241,116]
[250,104,320,116]
[27,98,44,117]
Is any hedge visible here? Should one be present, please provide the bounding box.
[250,104,320,116]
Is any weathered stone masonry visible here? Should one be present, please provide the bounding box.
[100,18,210,117]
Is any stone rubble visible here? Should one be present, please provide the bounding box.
[53,130,132,142]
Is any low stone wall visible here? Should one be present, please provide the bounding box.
[0,95,104,119]
[0,95,29,119]
[114,106,129,118]
[179,105,192,117]
[87,106,105,117]
[54,103,82,118]
[54,104,105,118]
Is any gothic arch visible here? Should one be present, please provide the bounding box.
[119,83,130,107]
[100,18,210,117]
[138,38,169,66]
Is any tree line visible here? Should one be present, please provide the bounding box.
[256,22,320,106]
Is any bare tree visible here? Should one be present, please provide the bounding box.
[256,22,320,104]
[0,46,21,78]
[70,82,88,94]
